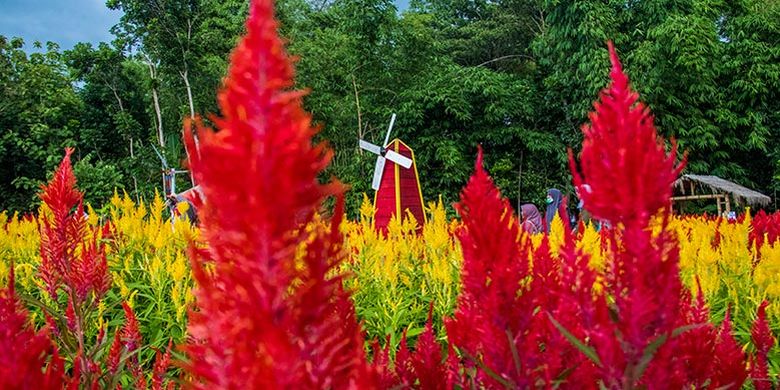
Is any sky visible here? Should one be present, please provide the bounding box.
[0,0,122,50]
[0,0,410,52]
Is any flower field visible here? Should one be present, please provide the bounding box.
[2,180,779,387]
[2,0,780,388]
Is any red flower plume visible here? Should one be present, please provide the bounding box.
[38,148,111,304]
[181,0,373,387]
[711,311,748,388]
[120,302,142,355]
[0,266,65,388]
[569,42,686,225]
[564,42,745,388]
[446,146,560,387]
[750,210,780,256]
[151,340,173,390]
[386,303,450,390]
[750,301,776,390]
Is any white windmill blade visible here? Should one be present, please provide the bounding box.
[359,139,382,155]
[382,113,397,147]
[371,157,386,190]
[384,150,412,169]
[151,144,169,169]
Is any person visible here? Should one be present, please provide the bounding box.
[166,186,204,225]
[545,188,563,233]
[575,184,599,231]
[520,203,543,234]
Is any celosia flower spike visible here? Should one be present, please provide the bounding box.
[39,148,82,228]
[564,41,740,388]
[38,148,111,304]
[152,340,173,390]
[389,302,449,390]
[711,310,748,388]
[107,330,122,374]
[448,146,563,387]
[750,301,776,390]
[0,264,65,388]
[120,302,142,361]
[569,41,686,226]
[181,0,373,386]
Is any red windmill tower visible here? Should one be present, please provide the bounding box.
[359,114,426,233]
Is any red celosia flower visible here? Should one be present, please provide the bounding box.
[711,310,748,388]
[181,0,373,387]
[371,337,396,388]
[447,146,579,387]
[38,148,111,304]
[107,329,122,374]
[667,286,717,388]
[750,301,776,390]
[407,305,449,390]
[67,352,81,390]
[569,42,685,225]
[101,220,114,241]
[547,230,607,386]
[151,340,173,390]
[119,301,145,387]
[0,265,65,388]
[65,297,77,332]
[565,41,747,389]
[120,302,142,355]
[393,331,415,387]
[45,314,60,339]
[383,304,450,390]
[711,219,723,249]
[749,210,780,259]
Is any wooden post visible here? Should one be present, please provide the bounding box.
[716,195,722,217]
[725,195,731,215]
[517,150,524,215]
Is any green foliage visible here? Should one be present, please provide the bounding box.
[2,0,779,213]
[0,37,82,211]
[73,154,125,207]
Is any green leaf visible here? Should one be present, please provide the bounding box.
[506,329,522,377]
[633,323,706,382]
[547,312,602,368]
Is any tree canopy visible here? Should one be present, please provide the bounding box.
[1,0,778,214]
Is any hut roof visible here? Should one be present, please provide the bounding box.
[674,174,771,206]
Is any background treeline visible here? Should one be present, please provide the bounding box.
[1,0,778,214]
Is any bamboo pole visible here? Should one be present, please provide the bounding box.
[671,194,725,201]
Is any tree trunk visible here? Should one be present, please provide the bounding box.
[181,69,195,119]
[145,56,165,147]
[180,68,198,186]
[352,74,363,155]
[110,86,125,112]
[152,87,164,147]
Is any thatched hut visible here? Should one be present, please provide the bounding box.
[672,174,771,215]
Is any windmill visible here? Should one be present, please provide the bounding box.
[152,144,188,198]
[359,114,426,232]
[359,114,413,189]
[152,144,202,223]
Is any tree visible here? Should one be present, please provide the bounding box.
[65,42,157,204]
[0,37,82,211]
